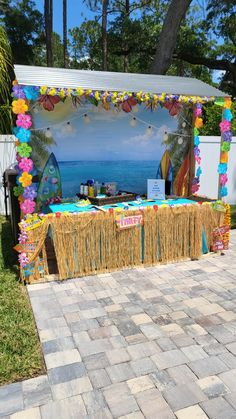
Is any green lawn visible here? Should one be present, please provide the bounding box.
[231,205,236,229]
[0,216,44,386]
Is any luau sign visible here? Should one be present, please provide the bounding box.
[116,214,143,230]
[212,224,230,252]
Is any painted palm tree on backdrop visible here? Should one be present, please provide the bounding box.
[63,0,68,67]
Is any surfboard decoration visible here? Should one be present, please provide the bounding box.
[156,150,173,194]
[36,153,62,213]
[173,152,190,197]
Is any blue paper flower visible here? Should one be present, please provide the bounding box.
[221,186,228,197]
[194,136,200,146]
[16,128,31,143]
[24,86,40,101]
[223,109,233,121]
[223,131,232,142]
[196,167,202,177]
[12,85,25,99]
[218,163,227,174]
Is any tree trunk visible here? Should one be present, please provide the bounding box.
[44,0,53,66]
[151,0,192,74]
[63,0,68,68]
[123,0,129,72]
[101,0,108,71]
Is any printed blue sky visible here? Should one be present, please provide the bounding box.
[33,102,178,161]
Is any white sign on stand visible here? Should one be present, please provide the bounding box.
[147,179,165,200]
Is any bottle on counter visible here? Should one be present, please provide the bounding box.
[100,182,106,194]
[80,183,84,195]
[88,184,94,197]
[84,183,88,196]
[94,181,99,197]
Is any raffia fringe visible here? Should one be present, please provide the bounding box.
[24,204,225,281]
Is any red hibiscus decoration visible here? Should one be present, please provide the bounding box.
[164,101,182,116]
[121,97,137,113]
[37,95,61,111]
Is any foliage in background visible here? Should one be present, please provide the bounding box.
[0,217,44,385]
[0,25,14,134]
[201,102,236,136]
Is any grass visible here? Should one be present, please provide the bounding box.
[0,216,45,386]
[231,205,236,229]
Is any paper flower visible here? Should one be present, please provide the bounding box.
[24,86,39,101]
[223,109,233,121]
[12,85,25,99]
[40,85,48,95]
[12,99,28,114]
[194,136,200,146]
[220,152,228,164]
[194,108,202,117]
[18,231,28,244]
[20,198,36,214]
[19,172,32,187]
[192,177,199,185]
[223,131,232,142]
[196,156,201,165]
[15,127,31,143]
[13,185,24,197]
[194,128,199,136]
[196,167,202,177]
[218,163,227,174]
[17,143,32,158]
[37,94,61,111]
[221,142,230,152]
[220,174,228,186]
[219,120,231,133]
[16,114,32,129]
[23,185,37,200]
[224,98,232,109]
[19,157,33,172]
[18,252,29,267]
[220,186,228,197]
[194,146,200,157]
[195,117,203,129]
[192,183,200,193]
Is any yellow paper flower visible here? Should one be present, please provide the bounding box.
[95,91,100,101]
[48,88,56,96]
[67,88,73,97]
[59,88,65,98]
[12,80,18,86]
[76,88,84,96]
[12,99,28,114]
[40,85,48,95]
[19,172,32,187]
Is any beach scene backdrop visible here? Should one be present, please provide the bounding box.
[33,101,179,196]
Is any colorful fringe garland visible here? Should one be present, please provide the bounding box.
[218,98,233,198]
[192,104,203,194]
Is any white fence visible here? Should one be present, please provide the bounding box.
[0,135,16,214]
[198,136,236,204]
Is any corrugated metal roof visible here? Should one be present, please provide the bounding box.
[14,64,228,97]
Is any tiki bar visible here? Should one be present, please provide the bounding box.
[10,65,232,282]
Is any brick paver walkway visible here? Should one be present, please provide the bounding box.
[1,232,236,418]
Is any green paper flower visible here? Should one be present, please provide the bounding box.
[194,128,199,136]
[17,143,32,157]
[221,141,230,152]
[13,185,24,197]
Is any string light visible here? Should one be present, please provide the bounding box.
[83,113,91,124]
[45,127,52,138]
[178,137,184,145]
[146,126,153,136]
[182,122,186,128]
[130,117,137,127]
[163,132,168,142]
[63,121,73,133]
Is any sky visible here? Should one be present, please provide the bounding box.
[33,102,178,161]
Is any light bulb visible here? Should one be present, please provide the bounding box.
[83,113,91,124]
[163,132,168,142]
[45,128,52,138]
[146,126,152,136]
[178,137,183,145]
[182,122,186,128]
[64,121,73,133]
[130,117,137,127]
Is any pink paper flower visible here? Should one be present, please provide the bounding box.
[16,114,32,129]
[220,173,228,186]
[219,120,231,133]
[194,108,202,117]
[195,156,201,165]
[19,157,33,172]
[191,184,200,194]
[18,252,29,268]
[20,199,36,214]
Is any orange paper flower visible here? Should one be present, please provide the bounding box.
[220,152,228,164]
[18,195,24,203]
[12,99,28,114]
[19,172,32,187]
[195,117,203,129]
[224,98,232,109]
